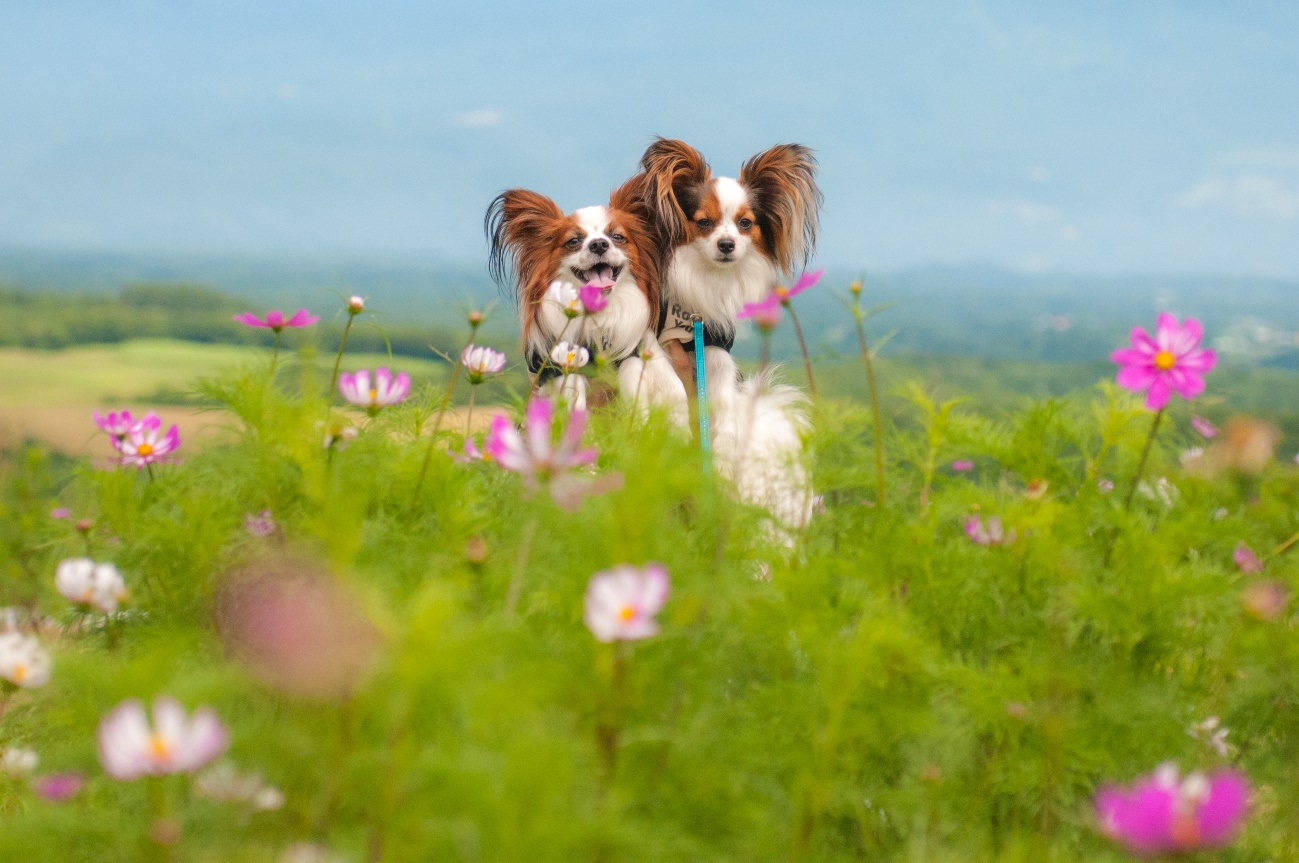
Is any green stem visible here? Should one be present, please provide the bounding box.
[412,330,477,505]
[1122,408,1165,511]
[1271,528,1299,559]
[145,463,155,484]
[785,303,817,398]
[759,329,771,376]
[328,312,357,398]
[852,295,887,507]
[270,329,281,377]
[504,515,540,616]
[464,386,476,439]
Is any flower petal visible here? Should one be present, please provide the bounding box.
[1144,375,1172,410]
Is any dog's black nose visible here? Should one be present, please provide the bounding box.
[588,238,610,255]
[717,238,736,254]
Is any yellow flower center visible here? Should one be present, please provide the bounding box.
[149,734,173,762]
[11,663,26,683]
[774,286,789,297]
[1154,350,1176,370]
[618,605,636,622]
[137,443,154,457]
[368,387,377,401]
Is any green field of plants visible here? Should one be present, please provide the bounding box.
[1,297,1297,862]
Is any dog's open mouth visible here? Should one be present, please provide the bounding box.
[571,262,621,289]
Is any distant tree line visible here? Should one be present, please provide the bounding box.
[0,282,480,359]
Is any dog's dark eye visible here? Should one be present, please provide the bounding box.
[610,233,626,244]
[738,217,754,230]
[696,218,713,230]
[564,237,581,250]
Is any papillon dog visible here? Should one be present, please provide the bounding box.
[633,138,823,536]
[485,181,687,426]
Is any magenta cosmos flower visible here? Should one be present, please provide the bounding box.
[737,269,823,325]
[484,396,619,510]
[1111,313,1218,411]
[93,409,136,441]
[117,413,180,467]
[337,367,411,411]
[1096,763,1248,855]
[233,308,320,332]
[579,283,610,314]
[1192,415,1218,439]
[97,697,229,780]
[583,563,670,642]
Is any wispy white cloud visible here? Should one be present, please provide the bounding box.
[452,109,503,128]
[989,200,1058,224]
[1177,175,1299,219]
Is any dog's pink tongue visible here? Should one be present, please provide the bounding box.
[587,269,616,289]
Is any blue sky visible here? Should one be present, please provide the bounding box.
[2,1,1297,275]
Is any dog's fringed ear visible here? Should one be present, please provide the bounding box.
[485,189,565,302]
[610,176,663,316]
[638,138,711,250]
[738,144,823,275]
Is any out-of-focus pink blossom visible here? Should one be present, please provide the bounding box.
[583,564,670,643]
[1242,580,1288,621]
[244,511,276,538]
[1192,415,1218,438]
[773,269,823,303]
[97,697,228,780]
[215,560,381,701]
[951,460,974,472]
[233,309,320,331]
[1233,543,1263,575]
[33,772,84,802]
[1095,763,1248,855]
[1098,478,1115,493]
[964,515,1015,546]
[1111,313,1217,411]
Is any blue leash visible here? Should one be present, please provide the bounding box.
[693,319,710,470]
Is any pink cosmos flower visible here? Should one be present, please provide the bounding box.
[456,436,490,463]
[583,563,670,642]
[118,413,180,467]
[579,283,610,314]
[1192,415,1218,439]
[484,397,610,511]
[337,368,411,410]
[233,309,320,332]
[951,460,974,472]
[93,410,136,441]
[774,269,824,303]
[1095,763,1248,855]
[460,345,508,385]
[1233,542,1263,575]
[1111,313,1218,411]
[964,515,1015,546]
[97,697,229,780]
[50,507,72,520]
[33,772,84,802]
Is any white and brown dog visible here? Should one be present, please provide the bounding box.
[486,180,687,426]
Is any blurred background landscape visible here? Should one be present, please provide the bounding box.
[2,1,1297,451]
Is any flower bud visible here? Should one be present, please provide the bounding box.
[464,536,488,566]
[347,295,364,314]
[467,310,485,328]
[75,518,93,533]
[849,279,863,295]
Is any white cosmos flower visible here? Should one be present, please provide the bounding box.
[546,280,582,318]
[0,632,51,688]
[0,747,38,775]
[549,341,590,373]
[583,564,670,643]
[97,697,229,780]
[56,558,128,614]
[460,344,508,384]
[195,761,285,810]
